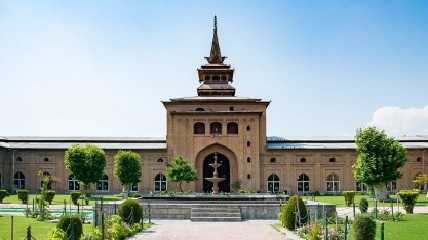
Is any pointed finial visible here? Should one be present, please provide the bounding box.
[205,15,226,64]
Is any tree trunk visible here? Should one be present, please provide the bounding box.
[122,184,129,199]
[179,182,183,192]
[373,183,388,201]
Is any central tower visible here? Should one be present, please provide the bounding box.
[197,16,235,96]
[163,16,269,192]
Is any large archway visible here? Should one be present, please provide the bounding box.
[195,143,238,192]
[203,153,230,193]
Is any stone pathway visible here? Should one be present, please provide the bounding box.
[131,220,301,240]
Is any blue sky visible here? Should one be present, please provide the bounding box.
[1,1,427,137]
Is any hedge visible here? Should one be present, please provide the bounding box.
[57,215,83,240]
[17,189,29,204]
[343,191,356,207]
[118,199,142,224]
[43,190,56,205]
[70,192,81,205]
[359,197,368,213]
[0,190,9,203]
[398,190,419,214]
[279,195,308,230]
[352,214,376,240]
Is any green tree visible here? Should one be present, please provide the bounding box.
[166,155,197,192]
[353,127,406,200]
[114,150,142,197]
[64,144,106,198]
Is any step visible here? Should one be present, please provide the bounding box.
[191,212,242,217]
[191,216,242,222]
[191,207,241,213]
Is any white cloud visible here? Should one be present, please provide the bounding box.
[368,106,428,136]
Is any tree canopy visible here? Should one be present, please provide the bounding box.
[114,150,142,191]
[353,127,406,194]
[64,144,106,189]
[166,155,197,192]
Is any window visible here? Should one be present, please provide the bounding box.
[68,175,80,191]
[246,125,250,131]
[195,107,205,111]
[14,171,25,189]
[386,181,398,193]
[96,175,109,192]
[300,157,306,163]
[270,158,276,163]
[297,174,310,193]
[44,157,49,162]
[154,173,167,192]
[16,157,23,162]
[267,174,280,193]
[210,122,222,135]
[326,174,340,193]
[194,122,205,134]
[247,141,251,147]
[247,174,251,179]
[221,75,227,81]
[157,158,164,163]
[356,181,368,192]
[130,183,138,192]
[41,171,52,189]
[227,122,238,134]
[417,157,422,162]
[329,157,336,163]
[229,106,234,111]
[212,75,220,80]
[204,76,210,81]
[247,157,251,163]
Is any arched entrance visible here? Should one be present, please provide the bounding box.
[203,153,230,193]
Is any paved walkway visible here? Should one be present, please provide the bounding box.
[130,220,301,240]
[336,206,428,219]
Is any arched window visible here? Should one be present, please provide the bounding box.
[68,175,80,191]
[270,158,277,163]
[193,122,205,134]
[326,174,340,193]
[130,183,138,192]
[300,157,306,163]
[355,181,368,192]
[267,174,280,193]
[41,171,52,189]
[386,180,398,193]
[16,157,23,162]
[96,175,109,192]
[195,107,205,111]
[210,122,222,135]
[44,157,49,162]
[227,122,238,134]
[14,171,26,189]
[329,157,336,163]
[297,174,310,193]
[154,173,167,192]
[157,158,164,163]
[247,157,251,163]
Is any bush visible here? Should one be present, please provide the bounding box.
[343,191,356,207]
[47,229,67,240]
[119,199,142,224]
[0,189,9,203]
[70,192,81,205]
[279,195,308,230]
[308,223,322,240]
[43,190,56,205]
[57,215,83,240]
[359,197,368,213]
[398,190,419,214]
[17,189,29,204]
[231,180,241,192]
[352,214,376,240]
[106,215,128,240]
[81,227,102,240]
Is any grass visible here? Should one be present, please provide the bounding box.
[302,193,428,207]
[348,214,428,240]
[2,194,122,206]
[0,215,152,240]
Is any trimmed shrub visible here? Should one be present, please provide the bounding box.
[352,214,376,240]
[70,192,81,205]
[398,190,419,214]
[359,197,369,213]
[0,190,9,203]
[119,199,142,224]
[231,180,241,192]
[47,229,67,240]
[17,189,29,204]
[279,195,308,230]
[57,215,83,240]
[43,190,56,205]
[343,191,356,207]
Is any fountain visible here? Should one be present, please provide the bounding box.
[204,152,225,194]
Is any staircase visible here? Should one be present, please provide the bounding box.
[191,206,242,222]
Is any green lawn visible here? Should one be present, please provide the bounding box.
[0,216,92,240]
[302,194,428,207]
[0,216,152,240]
[2,194,122,206]
[348,214,428,240]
